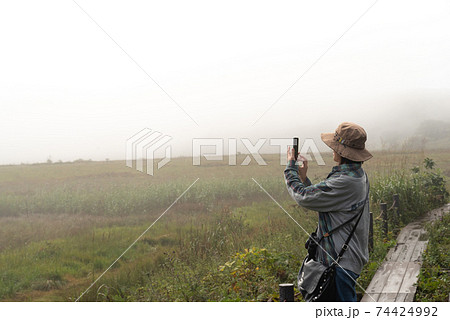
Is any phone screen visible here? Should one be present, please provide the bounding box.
[293,137,299,161]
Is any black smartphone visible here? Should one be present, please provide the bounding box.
[293,137,299,161]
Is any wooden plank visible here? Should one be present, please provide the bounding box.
[396,243,414,262]
[378,293,397,302]
[405,292,415,302]
[361,293,379,302]
[398,237,421,262]
[395,293,407,302]
[365,262,395,294]
[382,261,407,293]
[394,228,421,262]
[385,246,395,261]
[399,261,421,294]
[407,229,421,242]
[388,244,406,262]
[411,241,428,262]
[396,225,414,244]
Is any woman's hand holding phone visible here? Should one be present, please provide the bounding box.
[287,146,308,183]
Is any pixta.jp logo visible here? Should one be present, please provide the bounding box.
[126,128,172,176]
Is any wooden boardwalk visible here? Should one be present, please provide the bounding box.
[361,203,450,302]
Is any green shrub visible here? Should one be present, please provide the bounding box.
[211,247,299,301]
[415,214,450,302]
[370,158,448,230]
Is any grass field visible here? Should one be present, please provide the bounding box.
[0,149,448,301]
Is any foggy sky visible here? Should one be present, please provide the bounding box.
[1,0,450,164]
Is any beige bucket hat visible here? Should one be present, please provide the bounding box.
[321,122,373,162]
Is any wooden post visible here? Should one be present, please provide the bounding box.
[369,211,374,252]
[381,203,388,238]
[393,194,400,225]
[279,283,294,302]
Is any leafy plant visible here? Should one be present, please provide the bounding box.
[423,157,435,170]
[415,214,450,301]
[370,158,448,231]
[214,247,299,301]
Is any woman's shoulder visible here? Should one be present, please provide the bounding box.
[325,170,366,189]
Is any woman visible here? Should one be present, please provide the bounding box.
[284,122,372,302]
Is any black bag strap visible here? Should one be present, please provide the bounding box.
[335,172,369,263]
[317,212,359,242]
